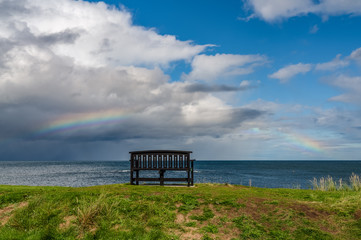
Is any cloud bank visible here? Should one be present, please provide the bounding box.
[0,0,265,160]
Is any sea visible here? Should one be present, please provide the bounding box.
[0,161,360,189]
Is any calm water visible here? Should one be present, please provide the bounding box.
[0,161,360,189]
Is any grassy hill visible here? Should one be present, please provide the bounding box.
[0,183,361,239]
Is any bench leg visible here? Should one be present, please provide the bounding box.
[191,161,194,186]
[187,170,190,187]
[136,170,139,185]
[130,170,134,185]
[160,170,165,186]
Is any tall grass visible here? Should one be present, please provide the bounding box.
[311,173,361,191]
[77,195,106,231]
[349,173,361,191]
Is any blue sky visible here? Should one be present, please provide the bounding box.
[1,0,361,160]
[94,0,361,108]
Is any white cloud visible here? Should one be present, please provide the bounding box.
[240,80,251,87]
[269,63,312,83]
[244,0,313,22]
[315,54,349,71]
[185,53,267,82]
[245,0,361,22]
[327,75,361,104]
[0,0,207,68]
[349,47,361,63]
[313,47,361,72]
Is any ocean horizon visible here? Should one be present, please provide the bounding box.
[1,160,361,189]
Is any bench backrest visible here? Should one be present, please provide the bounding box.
[130,150,192,170]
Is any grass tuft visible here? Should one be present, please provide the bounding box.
[76,195,106,232]
[350,173,361,191]
[311,173,361,191]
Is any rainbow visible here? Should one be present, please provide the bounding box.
[284,132,323,153]
[243,128,324,153]
[36,109,130,136]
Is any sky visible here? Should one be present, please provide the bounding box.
[1,0,361,160]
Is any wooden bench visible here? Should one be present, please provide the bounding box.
[130,150,195,186]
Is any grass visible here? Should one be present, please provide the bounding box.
[311,173,361,191]
[0,183,361,239]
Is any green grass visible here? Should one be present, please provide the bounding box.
[0,183,361,239]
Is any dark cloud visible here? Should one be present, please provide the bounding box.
[232,108,265,122]
[184,83,257,93]
[11,25,82,47]
[0,38,15,67]
[0,0,28,19]
[0,39,14,54]
[38,30,81,45]
[12,106,266,144]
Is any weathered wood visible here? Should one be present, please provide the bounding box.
[129,150,195,186]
